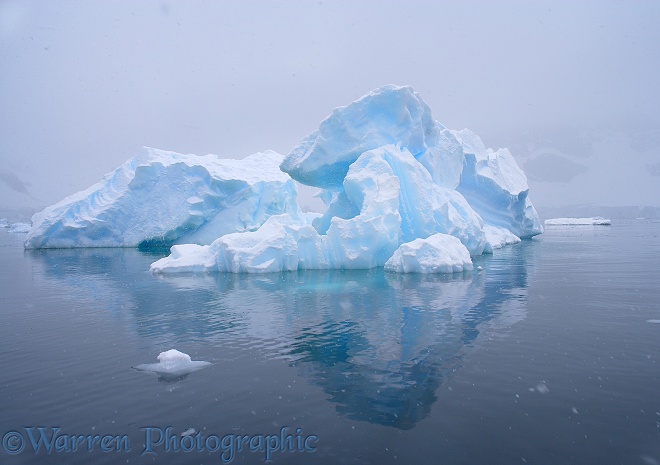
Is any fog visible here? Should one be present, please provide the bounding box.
[1,0,659,220]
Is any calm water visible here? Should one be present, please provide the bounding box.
[1,222,659,465]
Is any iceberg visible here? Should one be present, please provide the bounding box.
[544,217,612,226]
[28,85,542,274]
[9,222,31,234]
[133,349,211,379]
[24,148,299,249]
[151,144,489,274]
[25,147,300,248]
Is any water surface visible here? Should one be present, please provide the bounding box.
[1,222,659,464]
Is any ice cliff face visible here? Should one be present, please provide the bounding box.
[453,129,543,238]
[24,148,299,249]
[150,143,492,274]
[281,85,541,240]
[281,85,463,190]
[26,85,542,273]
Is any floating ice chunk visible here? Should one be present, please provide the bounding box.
[150,214,316,274]
[483,225,521,252]
[133,349,211,379]
[150,243,216,274]
[544,217,612,226]
[216,214,322,272]
[455,129,543,238]
[647,319,660,324]
[384,234,473,274]
[0,218,9,228]
[9,222,30,234]
[25,148,300,249]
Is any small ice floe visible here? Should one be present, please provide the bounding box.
[0,218,9,228]
[544,217,611,226]
[9,222,31,234]
[647,320,660,324]
[133,349,211,381]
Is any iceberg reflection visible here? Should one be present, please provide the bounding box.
[27,240,537,429]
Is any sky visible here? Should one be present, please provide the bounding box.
[1,0,660,220]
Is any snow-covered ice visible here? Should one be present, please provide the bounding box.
[483,225,521,250]
[384,233,473,273]
[544,217,612,226]
[133,349,211,378]
[24,148,299,248]
[27,85,542,274]
[0,218,9,228]
[9,222,30,234]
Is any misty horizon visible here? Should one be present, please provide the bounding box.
[1,0,659,221]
